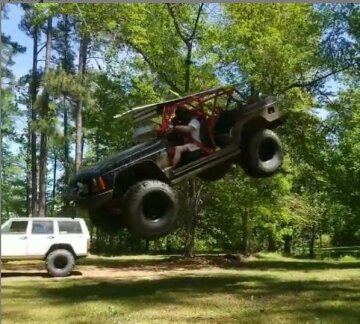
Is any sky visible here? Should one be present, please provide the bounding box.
[3,5,33,154]
[3,5,33,79]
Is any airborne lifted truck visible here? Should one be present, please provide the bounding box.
[68,86,285,239]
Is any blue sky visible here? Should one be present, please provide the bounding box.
[3,5,34,79]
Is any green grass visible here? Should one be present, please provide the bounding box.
[2,254,360,324]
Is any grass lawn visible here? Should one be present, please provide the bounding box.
[2,254,360,324]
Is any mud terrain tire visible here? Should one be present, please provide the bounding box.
[46,249,75,277]
[241,129,283,178]
[124,180,178,239]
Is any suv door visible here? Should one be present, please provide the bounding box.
[57,220,86,255]
[1,220,29,257]
[27,220,55,257]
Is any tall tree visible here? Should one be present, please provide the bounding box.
[2,5,27,219]
[52,12,76,202]
[38,15,53,216]
[19,4,42,217]
[166,3,207,257]
[75,35,88,172]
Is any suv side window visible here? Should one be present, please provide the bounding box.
[2,220,28,234]
[31,221,54,234]
[58,221,82,234]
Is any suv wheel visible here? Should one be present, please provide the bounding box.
[241,129,283,177]
[124,180,179,239]
[45,249,75,277]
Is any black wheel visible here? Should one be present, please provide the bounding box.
[46,249,75,277]
[124,180,179,240]
[89,203,126,233]
[241,129,283,178]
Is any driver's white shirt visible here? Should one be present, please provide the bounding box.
[187,118,201,151]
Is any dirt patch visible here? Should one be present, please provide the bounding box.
[1,264,220,281]
[1,255,243,281]
[3,254,358,281]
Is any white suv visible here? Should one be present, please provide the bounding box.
[1,217,90,277]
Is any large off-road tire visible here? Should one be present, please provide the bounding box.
[45,249,75,277]
[89,204,126,233]
[241,129,283,178]
[124,180,179,240]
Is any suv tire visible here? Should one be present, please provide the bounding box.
[241,129,283,178]
[124,180,178,239]
[46,249,75,277]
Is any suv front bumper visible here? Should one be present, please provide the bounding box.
[69,189,114,211]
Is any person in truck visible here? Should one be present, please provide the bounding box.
[170,108,203,167]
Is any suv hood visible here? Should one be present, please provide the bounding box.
[71,138,166,182]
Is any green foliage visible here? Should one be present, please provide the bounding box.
[43,69,88,100]
[2,146,28,220]
[3,3,360,255]
[84,72,133,161]
[211,4,322,97]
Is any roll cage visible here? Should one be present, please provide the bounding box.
[115,85,242,154]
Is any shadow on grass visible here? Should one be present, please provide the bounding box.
[29,273,360,322]
[78,255,360,271]
[2,271,82,279]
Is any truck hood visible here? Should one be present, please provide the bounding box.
[73,138,166,181]
[66,138,166,203]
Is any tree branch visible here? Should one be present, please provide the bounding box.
[125,37,183,94]
[282,64,353,93]
[36,43,46,55]
[166,4,189,44]
[189,3,204,41]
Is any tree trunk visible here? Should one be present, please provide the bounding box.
[145,240,150,253]
[184,43,192,93]
[63,96,70,208]
[75,36,88,172]
[183,179,201,258]
[38,17,52,217]
[309,226,316,259]
[183,217,196,257]
[26,125,31,217]
[182,49,196,256]
[241,210,249,254]
[38,134,47,216]
[81,136,85,164]
[167,4,204,257]
[267,234,276,252]
[283,235,292,255]
[52,151,57,216]
[31,25,39,217]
